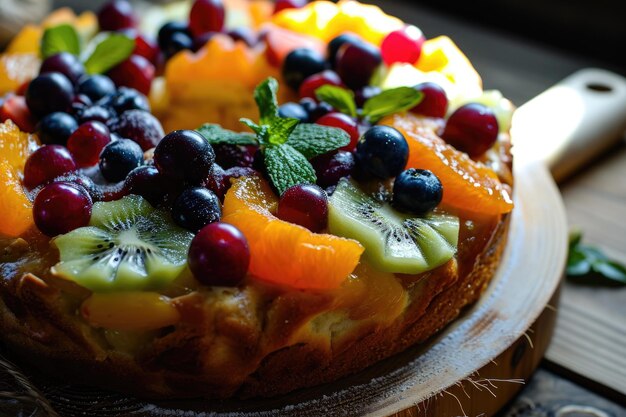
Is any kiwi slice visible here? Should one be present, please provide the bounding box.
[51,195,194,292]
[328,179,459,275]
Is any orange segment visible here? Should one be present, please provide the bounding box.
[5,25,43,54]
[0,53,40,96]
[222,176,364,290]
[0,120,40,237]
[381,113,513,215]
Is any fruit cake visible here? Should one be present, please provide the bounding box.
[0,0,514,399]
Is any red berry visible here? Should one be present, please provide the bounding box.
[411,82,448,118]
[316,112,360,151]
[311,150,355,188]
[33,182,92,236]
[277,184,328,232]
[442,103,499,157]
[274,0,308,14]
[189,0,225,37]
[107,54,155,96]
[0,95,36,132]
[133,33,160,66]
[67,121,112,167]
[24,145,77,189]
[98,0,138,31]
[188,222,250,286]
[335,41,382,90]
[381,25,425,66]
[298,70,345,100]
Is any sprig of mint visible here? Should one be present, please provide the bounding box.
[197,77,350,195]
[315,85,423,123]
[567,230,626,286]
[40,24,135,74]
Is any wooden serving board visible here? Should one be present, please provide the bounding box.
[0,157,565,417]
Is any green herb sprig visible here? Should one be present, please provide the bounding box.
[41,24,135,75]
[197,77,350,195]
[567,230,626,286]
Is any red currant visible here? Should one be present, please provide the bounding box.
[335,41,382,90]
[277,184,328,232]
[189,0,225,37]
[33,182,92,236]
[411,82,448,118]
[97,0,138,31]
[188,222,250,286]
[67,121,112,167]
[381,25,425,66]
[315,112,359,151]
[298,70,345,100]
[107,54,155,96]
[24,145,77,189]
[442,103,499,157]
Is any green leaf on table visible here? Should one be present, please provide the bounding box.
[84,33,135,75]
[254,77,280,124]
[287,123,351,159]
[41,24,81,58]
[566,230,626,286]
[196,124,258,146]
[363,87,423,123]
[264,144,317,195]
[315,85,357,118]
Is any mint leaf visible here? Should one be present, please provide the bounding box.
[84,33,135,75]
[41,24,81,58]
[287,124,351,159]
[196,124,258,146]
[254,77,280,124]
[267,117,300,146]
[566,231,626,286]
[363,87,423,123]
[265,144,317,195]
[592,261,626,283]
[315,85,357,118]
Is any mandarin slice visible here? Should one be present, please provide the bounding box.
[381,113,513,215]
[222,176,363,290]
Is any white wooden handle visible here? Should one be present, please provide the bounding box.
[511,68,626,182]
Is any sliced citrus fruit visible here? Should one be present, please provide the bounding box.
[5,25,43,54]
[0,53,40,96]
[0,120,40,237]
[222,176,364,290]
[381,113,513,215]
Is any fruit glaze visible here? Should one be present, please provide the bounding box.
[0,0,515,399]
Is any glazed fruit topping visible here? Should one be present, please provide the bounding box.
[33,182,92,236]
[276,184,329,232]
[392,168,443,215]
[354,125,409,179]
[442,103,499,157]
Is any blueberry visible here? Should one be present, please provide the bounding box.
[172,187,221,232]
[109,109,164,151]
[26,72,74,117]
[124,165,175,207]
[392,169,443,215]
[282,48,328,90]
[213,144,257,169]
[162,31,193,59]
[78,75,116,102]
[36,112,78,145]
[40,52,85,84]
[327,33,363,67]
[158,21,192,50]
[99,139,144,182]
[153,130,215,184]
[354,126,408,179]
[76,105,115,124]
[311,150,355,187]
[100,87,150,114]
[278,102,309,122]
[299,98,332,122]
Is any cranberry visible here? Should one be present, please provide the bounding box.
[107,55,155,96]
[335,41,382,90]
[108,109,165,151]
[33,182,92,236]
[39,53,85,84]
[276,184,328,232]
[67,121,112,167]
[315,112,359,151]
[189,0,225,37]
[298,70,345,100]
[97,0,138,31]
[381,25,425,66]
[411,82,448,118]
[188,222,250,286]
[442,103,499,157]
[274,0,308,14]
[24,145,77,189]
[310,150,355,188]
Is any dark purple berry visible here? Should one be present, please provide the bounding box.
[282,48,328,90]
[276,184,328,232]
[311,150,354,187]
[77,75,116,102]
[25,72,74,117]
[99,138,144,182]
[36,112,78,145]
[109,109,164,150]
[40,53,85,84]
[172,186,221,232]
[33,182,92,236]
[392,168,443,214]
[153,130,215,184]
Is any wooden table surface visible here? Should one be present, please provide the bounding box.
[372,1,626,414]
